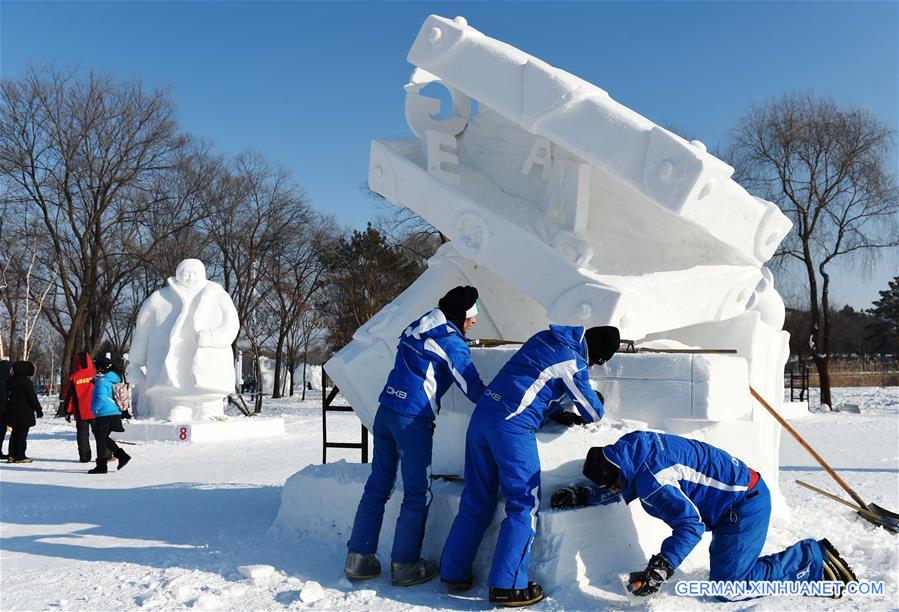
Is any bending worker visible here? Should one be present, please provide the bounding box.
[345,286,485,587]
[579,431,857,598]
[440,325,620,607]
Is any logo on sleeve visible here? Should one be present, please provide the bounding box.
[386,386,408,400]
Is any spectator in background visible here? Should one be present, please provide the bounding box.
[0,360,12,459]
[5,361,43,463]
[63,352,99,463]
[88,357,131,474]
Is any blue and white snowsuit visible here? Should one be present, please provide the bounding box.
[348,309,485,563]
[441,325,604,589]
[604,431,823,587]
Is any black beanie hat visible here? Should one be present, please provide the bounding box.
[94,357,113,373]
[583,446,619,488]
[585,326,620,365]
[438,285,479,331]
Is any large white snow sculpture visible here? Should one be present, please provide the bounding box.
[290,14,797,594]
[127,259,240,421]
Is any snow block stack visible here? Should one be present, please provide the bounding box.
[280,13,797,593]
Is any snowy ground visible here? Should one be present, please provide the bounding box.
[1,387,897,611]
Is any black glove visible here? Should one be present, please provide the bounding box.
[627,554,673,596]
[596,391,605,405]
[65,413,72,422]
[552,411,584,426]
[551,485,591,509]
[122,410,132,420]
[36,410,44,419]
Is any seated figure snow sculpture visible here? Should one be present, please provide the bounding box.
[127,259,240,421]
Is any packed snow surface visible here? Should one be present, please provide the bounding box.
[1,387,897,610]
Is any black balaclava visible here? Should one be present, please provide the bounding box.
[94,357,113,373]
[584,326,620,365]
[438,285,479,332]
[583,446,620,489]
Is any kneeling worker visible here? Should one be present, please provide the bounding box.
[440,325,620,607]
[579,431,857,598]
[345,286,485,586]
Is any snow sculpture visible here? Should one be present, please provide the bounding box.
[305,14,796,592]
[127,259,240,421]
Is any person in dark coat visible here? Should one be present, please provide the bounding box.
[5,361,43,463]
[0,359,12,459]
[62,352,98,463]
[88,357,130,474]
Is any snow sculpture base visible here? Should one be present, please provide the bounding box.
[120,417,285,443]
[273,422,728,595]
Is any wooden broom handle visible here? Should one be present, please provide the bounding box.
[749,386,869,509]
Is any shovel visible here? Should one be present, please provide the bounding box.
[795,480,898,533]
[750,386,898,533]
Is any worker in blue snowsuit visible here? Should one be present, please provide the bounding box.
[440,325,621,607]
[579,431,857,598]
[345,286,485,587]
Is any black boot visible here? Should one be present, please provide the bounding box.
[440,575,474,591]
[442,574,474,591]
[88,458,108,474]
[114,448,131,471]
[489,582,545,607]
[819,539,857,598]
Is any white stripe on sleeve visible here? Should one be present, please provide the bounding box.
[506,359,597,421]
[422,362,438,416]
[423,338,468,394]
[654,464,749,493]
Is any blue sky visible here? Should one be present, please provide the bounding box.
[2,1,897,308]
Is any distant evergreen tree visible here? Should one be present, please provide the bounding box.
[869,276,899,355]
[320,225,424,350]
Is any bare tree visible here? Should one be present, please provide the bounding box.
[0,67,187,383]
[103,143,219,355]
[290,306,325,400]
[202,152,307,411]
[370,187,445,264]
[263,216,328,399]
[728,94,898,407]
[19,249,56,360]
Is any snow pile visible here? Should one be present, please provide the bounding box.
[237,564,275,582]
